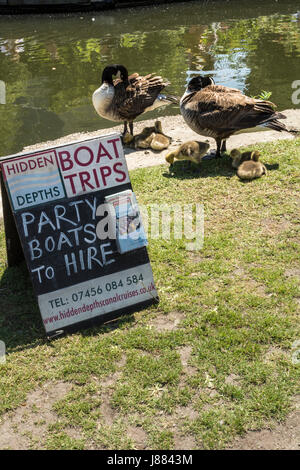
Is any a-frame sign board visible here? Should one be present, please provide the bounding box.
[0,133,158,337]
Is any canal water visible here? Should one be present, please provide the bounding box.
[0,0,299,156]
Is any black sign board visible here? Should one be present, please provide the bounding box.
[0,133,158,337]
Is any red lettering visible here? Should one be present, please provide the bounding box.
[36,157,44,168]
[100,166,112,186]
[20,161,27,172]
[113,162,127,182]
[63,173,77,195]
[79,171,95,192]
[44,155,54,166]
[92,168,100,188]
[29,159,37,170]
[96,143,113,162]
[6,163,17,176]
[58,151,73,172]
[74,146,94,167]
[107,138,120,159]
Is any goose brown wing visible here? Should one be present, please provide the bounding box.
[209,84,244,94]
[184,87,281,133]
[113,74,169,120]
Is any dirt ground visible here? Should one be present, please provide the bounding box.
[228,396,300,450]
[0,370,298,450]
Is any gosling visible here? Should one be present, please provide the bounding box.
[230,149,261,169]
[133,126,156,149]
[165,141,210,166]
[150,121,171,150]
[237,160,267,180]
[132,120,171,150]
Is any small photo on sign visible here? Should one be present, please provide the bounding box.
[105,190,148,254]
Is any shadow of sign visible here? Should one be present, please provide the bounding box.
[0,80,5,105]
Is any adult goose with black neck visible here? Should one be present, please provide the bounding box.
[180,75,290,158]
[92,64,176,136]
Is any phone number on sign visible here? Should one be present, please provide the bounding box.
[47,273,152,309]
[71,273,144,300]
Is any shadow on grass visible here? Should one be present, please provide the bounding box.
[163,156,280,180]
[0,262,136,351]
[265,163,280,171]
[0,262,45,351]
[163,154,235,179]
[78,314,137,339]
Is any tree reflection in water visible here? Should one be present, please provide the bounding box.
[0,0,299,156]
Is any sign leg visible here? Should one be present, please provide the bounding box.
[0,171,24,267]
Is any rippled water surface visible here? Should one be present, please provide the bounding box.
[0,0,299,155]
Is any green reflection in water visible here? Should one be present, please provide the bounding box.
[0,0,299,156]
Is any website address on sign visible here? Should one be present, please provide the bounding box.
[43,282,156,326]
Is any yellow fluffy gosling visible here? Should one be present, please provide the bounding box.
[150,121,171,150]
[230,148,260,169]
[165,140,210,166]
[237,160,267,180]
[133,126,156,149]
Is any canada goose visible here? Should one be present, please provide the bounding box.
[180,75,291,158]
[92,64,176,136]
[165,141,210,165]
[230,149,260,169]
[237,160,267,180]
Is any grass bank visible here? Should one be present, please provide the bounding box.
[0,138,299,450]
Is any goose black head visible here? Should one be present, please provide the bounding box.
[101,64,129,84]
[187,75,215,92]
